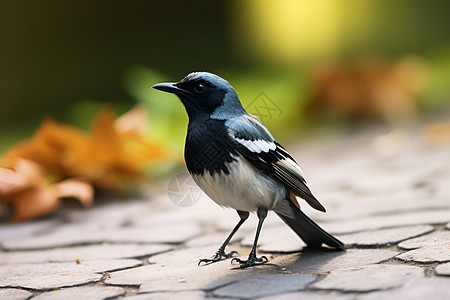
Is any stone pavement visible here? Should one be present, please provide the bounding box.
[0,126,449,300]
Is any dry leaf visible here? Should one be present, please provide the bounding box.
[68,107,166,189]
[308,57,427,124]
[116,104,148,135]
[53,179,94,207]
[0,168,28,195]
[10,186,61,222]
[424,122,450,147]
[0,159,94,222]
[0,105,168,221]
[1,120,88,179]
[2,106,167,191]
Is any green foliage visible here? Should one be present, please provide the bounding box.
[123,66,188,156]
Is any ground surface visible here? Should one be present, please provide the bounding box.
[0,127,449,300]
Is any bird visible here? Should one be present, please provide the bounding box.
[152,72,345,269]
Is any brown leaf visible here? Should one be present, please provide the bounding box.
[53,179,94,207]
[0,159,45,197]
[424,122,450,147]
[1,159,95,222]
[116,104,148,135]
[11,186,60,222]
[1,120,88,179]
[0,168,27,195]
[1,105,169,211]
[308,57,427,124]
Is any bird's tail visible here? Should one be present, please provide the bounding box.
[275,201,345,250]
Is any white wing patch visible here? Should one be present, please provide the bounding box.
[276,156,305,181]
[235,138,276,153]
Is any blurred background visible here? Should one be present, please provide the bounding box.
[1,0,450,220]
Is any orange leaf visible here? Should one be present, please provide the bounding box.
[2,119,89,180]
[424,122,450,147]
[11,186,60,222]
[0,159,95,222]
[116,104,148,135]
[0,168,27,196]
[2,105,169,195]
[53,179,94,207]
[0,159,45,198]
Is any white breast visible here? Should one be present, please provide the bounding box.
[192,156,287,212]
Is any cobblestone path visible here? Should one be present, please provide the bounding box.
[1,127,449,299]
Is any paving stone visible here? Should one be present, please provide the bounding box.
[311,264,424,292]
[341,168,427,196]
[186,232,245,248]
[132,197,235,228]
[0,288,33,300]
[0,263,100,290]
[396,230,450,263]
[397,246,450,263]
[0,244,170,264]
[337,225,434,247]
[435,262,450,276]
[2,222,202,250]
[147,247,230,267]
[107,248,277,292]
[314,192,450,222]
[398,231,450,250]
[33,286,126,300]
[215,211,285,234]
[127,248,398,292]
[241,225,306,253]
[257,291,356,300]
[123,291,206,300]
[106,264,160,286]
[321,210,450,234]
[213,274,316,299]
[109,262,258,292]
[0,128,446,298]
[0,219,56,244]
[0,259,141,290]
[270,249,398,274]
[360,277,450,300]
[74,259,143,273]
[62,200,153,228]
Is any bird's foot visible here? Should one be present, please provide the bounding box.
[231,253,268,269]
[198,249,239,266]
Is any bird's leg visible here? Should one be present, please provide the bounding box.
[232,207,268,268]
[198,210,249,266]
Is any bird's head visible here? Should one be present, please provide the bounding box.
[152,72,246,121]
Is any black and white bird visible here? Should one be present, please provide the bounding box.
[153,72,344,268]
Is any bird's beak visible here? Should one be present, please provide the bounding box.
[152,82,191,95]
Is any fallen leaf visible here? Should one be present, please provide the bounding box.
[116,104,148,135]
[0,159,94,222]
[0,159,45,196]
[424,122,450,147]
[53,179,94,207]
[0,167,27,195]
[0,105,169,221]
[308,56,427,124]
[11,186,61,222]
[1,120,88,179]
[2,106,168,192]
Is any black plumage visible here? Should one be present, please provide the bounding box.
[153,72,344,269]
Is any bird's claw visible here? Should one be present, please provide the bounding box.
[198,250,239,266]
[231,255,268,269]
[224,250,239,258]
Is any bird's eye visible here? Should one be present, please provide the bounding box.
[194,84,205,94]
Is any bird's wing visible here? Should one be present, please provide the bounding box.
[225,114,326,212]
